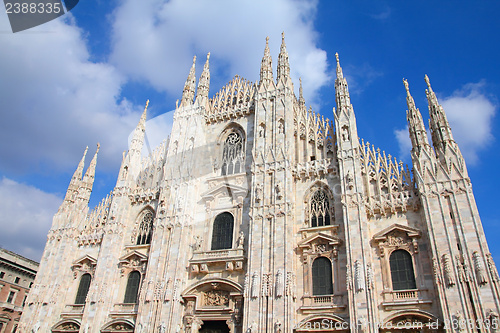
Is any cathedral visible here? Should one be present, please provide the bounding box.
[19,34,500,333]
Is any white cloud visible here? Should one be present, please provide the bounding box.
[394,82,496,165]
[109,0,329,104]
[441,82,496,165]
[0,12,143,175]
[394,126,412,160]
[0,177,62,261]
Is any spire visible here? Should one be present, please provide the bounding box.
[129,100,148,156]
[404,79,430,151]
[180,56,197,107]
[425,75,455,151]
[83,143,99,184]
[259,36,273,86]
[334,53,353,116]
[195,52,211,106]
[299,77,305,107]
[63,146,88,203]
[277,32,290,82]
[78,143,99,205]
[336,52,343,79]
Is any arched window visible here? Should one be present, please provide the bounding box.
[211,212,234,250]
[310,190,331,227]
[390,249,416,290]
[312,257,333,295]
[124,271,141,304]
[75,273,91,305]
[221,132,244,175]
[136,210,154,245]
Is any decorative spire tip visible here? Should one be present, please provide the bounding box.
[403,78,409,92]
[424,74,431,88]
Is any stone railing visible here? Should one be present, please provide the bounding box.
[111,302,138,315]
[382,289,432,309]
[61,304,85,317]
[0,301,22,312]
[301,295,345,311]
[190,248,245,275]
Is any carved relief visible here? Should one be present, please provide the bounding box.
[472,251,487,285]
[285,271,296,299]
[275,269,284,298]
[71,255,97,280]
[262,273,272,297]
[203,290,229,306]
[432,258,442,285]
[486,253,500,282]
[251,272,260,298]
[354,260,365,293]
[442,254,456,287]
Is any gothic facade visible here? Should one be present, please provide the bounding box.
[19,34,500,332]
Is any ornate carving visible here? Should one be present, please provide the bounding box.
[285,271,296,299]
[193,235,203,252]
[432,258,442,285]
[237,231,245,249]
[354,260,365,293]
[275,269,284,297]
[203,290,229,306]
[486,253,500,282]
[346,265,352,291]
[275,320,282,333]
[262,273,272,297]
[275,182,283,200]
[255,184,263,203]
[472,251,487,285]
[251,272,259,298]
[366,264,374,290]
[442,254,456,287]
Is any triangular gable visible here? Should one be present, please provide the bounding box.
[373,224,420,242]
[118,250,148,264]
[72,254,97,267]
[201,183,247,201]
[298,232,342,249]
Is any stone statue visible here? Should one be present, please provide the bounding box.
[193,235,203,251]
[237,231,245,249]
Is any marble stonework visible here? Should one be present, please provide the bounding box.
[19,34,500,333]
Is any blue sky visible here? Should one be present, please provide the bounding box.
[0,1,498,263]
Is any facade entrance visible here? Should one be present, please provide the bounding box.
[199,320,230,333]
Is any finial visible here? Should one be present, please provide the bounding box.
[281,31,285,41]
[192,55,197,64]
[424,74,431,89]
[96,142,100,152]
[403,78,409,92]
[335,52,340,65]
[145,99,149,110]
[206,52,210,61]
[266,36,269,44]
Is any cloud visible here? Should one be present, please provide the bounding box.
[344,62,383,95]
[440,82,496,164]
[394,82,496,165]
[109,0,329,105]
[0,177,62,261]
[0,12,143,175]
[394,126,412,160]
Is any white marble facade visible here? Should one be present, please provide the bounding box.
[19,35,500,333]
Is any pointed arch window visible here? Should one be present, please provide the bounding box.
[310,190,331,227]
[389,249,416,290]
[75,273,91,304]
[221,132,244,175]
[211,212,234,250]
[136,210,154,245]
[124,271,141,303]
[312,257,333,295]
